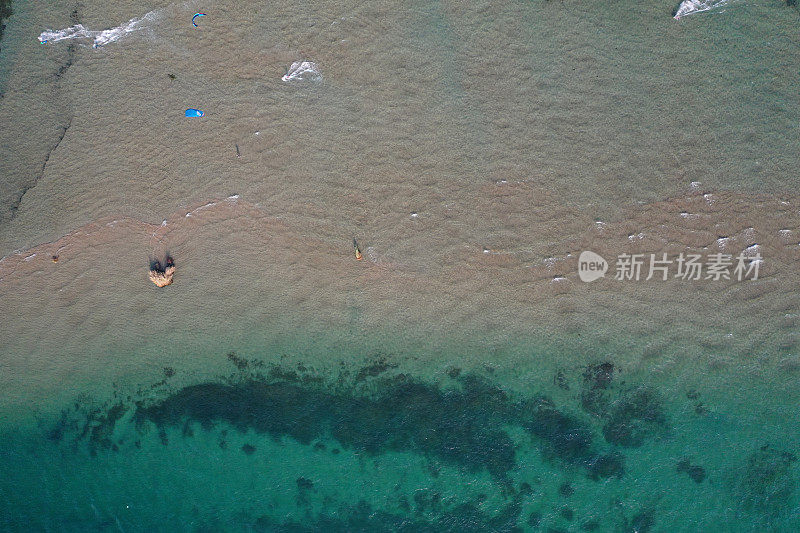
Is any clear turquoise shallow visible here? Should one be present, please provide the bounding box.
[0,332,798,532]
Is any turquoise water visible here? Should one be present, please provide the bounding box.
[1,335,799,531]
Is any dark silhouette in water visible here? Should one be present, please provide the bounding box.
[736,444,797,513]
[602,387,668,447]
[148,254,175,287]
[676,457,707,483]
[134,377,520,480]
[0,0,11,52]
[46,358,648,530]
[49,360,632,484]
[149,255,174,273]
[130,371,627,483]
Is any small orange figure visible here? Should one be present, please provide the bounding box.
[51,255,59,263]
[353,238,363,261]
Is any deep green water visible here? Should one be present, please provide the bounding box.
[1,340,798,532]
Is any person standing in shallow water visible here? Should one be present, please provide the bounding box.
[149,256,175,287]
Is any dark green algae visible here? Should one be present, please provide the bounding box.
[0,0,11,52]
[127,370,626,483]
[42,354,789,530]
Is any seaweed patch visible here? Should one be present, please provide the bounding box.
[624,508,655,533]
[579,362,616,417]
[60,402,128,456]
[735,444,797,513]
[44,355,652,529]
[519,395,594,464]
[0,0,11,52]
[355,354,399,382]
[133,377,521,480]
[49,357,631,483]
[601,387,668,447]
[676,457,706,483]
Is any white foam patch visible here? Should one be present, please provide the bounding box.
[365,246,380,264]
[39,8,162,48]
[673,0,734,19]
[543,257,562,269]
[743,243,761,257]
[282,61,322,82]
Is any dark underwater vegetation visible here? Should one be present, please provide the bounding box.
[0,0,12,51]
[17,353,796,530]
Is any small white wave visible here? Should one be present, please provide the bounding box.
[673,0,733,19]
[282,61,322,82]
[39,9,161,48]
[543,257,559,268]
[743,243,761,257]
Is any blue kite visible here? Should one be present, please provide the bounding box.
[192,13,206,27]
